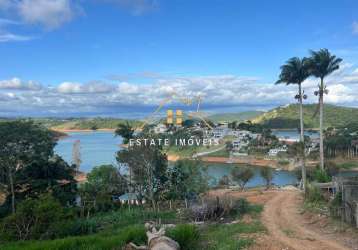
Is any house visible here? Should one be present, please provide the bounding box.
[153,124,167,134]
[113,192,146,205]
[268,145,287,156]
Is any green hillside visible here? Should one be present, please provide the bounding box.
[208,111,263,123]
[252,104,358,129]
[49,118,140,130]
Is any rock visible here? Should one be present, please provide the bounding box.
[147,227,180,250]
[123,242,148,250]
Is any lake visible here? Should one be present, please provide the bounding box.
[272,129,319,140]
[55,131,298,187]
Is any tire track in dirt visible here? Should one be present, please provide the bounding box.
[261,190,349,250]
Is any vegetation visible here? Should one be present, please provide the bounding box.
[276,56,309,191]
[208,111,263,123]
[166,224,200,250]
[50,118,140,130]
[260,168,273,190]
[252,104,358,129]
[0,121,76,215]
[79,165,127,213]
[230,167,254,190]
[307,49,342,170]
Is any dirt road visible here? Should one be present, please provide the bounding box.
[209,189,357,250]
[258,190,352,250]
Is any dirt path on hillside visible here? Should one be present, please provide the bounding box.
[254,191,353,250]
[209,189,357,250]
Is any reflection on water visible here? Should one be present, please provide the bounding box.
[206,163,297,187]
[56,131,298,187]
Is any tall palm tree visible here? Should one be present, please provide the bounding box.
[307,49,342,170]
[276,57,310,190]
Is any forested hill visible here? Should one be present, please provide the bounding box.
[0,118,140,130]
[251,104,358,129]
[207,111,263,123]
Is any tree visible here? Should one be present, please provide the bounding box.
[307,49,342,170]
[0,194,67,241]
[115,122,134,144]
[72,140,81,173]
[230,167,254,191]
[0,121,55,214]
[15,155,77,206]
[260,168,273,190]
[276,57,310,191]
[117,142,168,209]
[79,165,127,212]
[166,159,209,200]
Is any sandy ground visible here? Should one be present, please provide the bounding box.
[210,189,358,250]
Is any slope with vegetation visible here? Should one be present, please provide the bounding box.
[208,111,263,123]
[252,104,358,129]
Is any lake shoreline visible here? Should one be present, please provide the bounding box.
[52,128,116,133]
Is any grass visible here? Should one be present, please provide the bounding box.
[0,200,265,250]
[0,225,146,250]
[206,149,230,157]
[0,208,177,250]
[200,221,266,250]
[337,160,358,169]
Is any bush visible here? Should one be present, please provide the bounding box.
[184,197,254,221]
[166,224,200,250]
[305,184,324,203]
[313,168,331,183]
[0,194,70,241]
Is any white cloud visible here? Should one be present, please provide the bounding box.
[0,32,33,42]
[0,78,42,90]
[57,81,115,94]
[353,21,358,35]
[17,0,75,29]
[2,63,358,117]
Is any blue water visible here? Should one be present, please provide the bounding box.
[55,131,122,172]
[206,163,298,188]
[55,131,298,187]
[272,129,319,140]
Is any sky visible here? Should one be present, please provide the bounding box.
[0,0,358,118]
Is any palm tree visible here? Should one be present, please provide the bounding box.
[276,57,309,190]
[307,49,342,170]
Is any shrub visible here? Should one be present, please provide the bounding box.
[305,184,324,203]
[185,197,253,221]
[0,194,69,241]
[313,168,331,183]
[166,224,200,250]
[260,168,273,189]
[230,167,254,190]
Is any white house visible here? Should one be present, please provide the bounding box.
[268,145,288,156]
[153,124,167,134]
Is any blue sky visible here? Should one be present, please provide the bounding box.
[1,0,358,117]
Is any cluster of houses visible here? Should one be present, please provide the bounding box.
[152,120,320,157]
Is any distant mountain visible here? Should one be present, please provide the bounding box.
[252,104,358,129]
[207,111,263,123]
